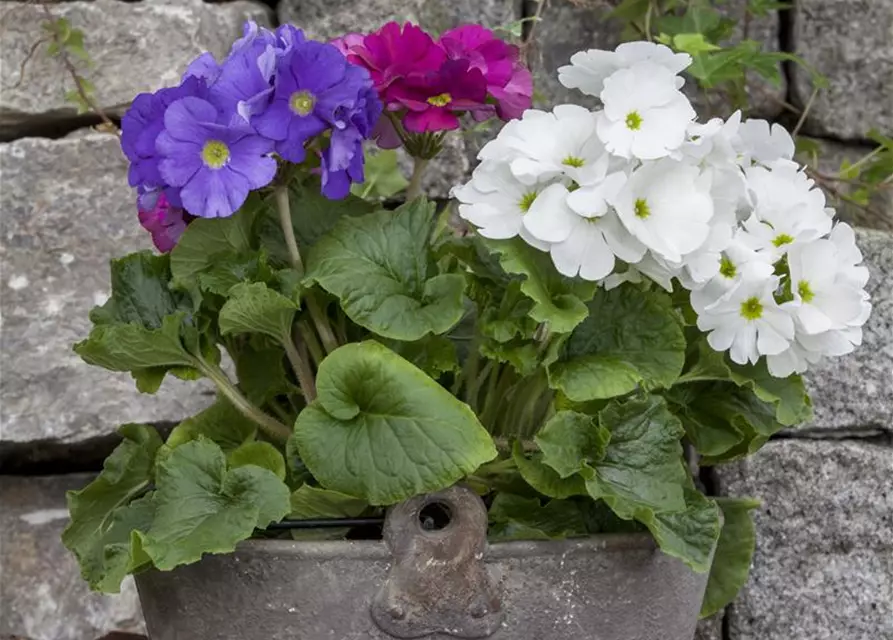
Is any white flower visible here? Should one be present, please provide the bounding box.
[735,118,795,167]
[787,238,869,335]
[696,272,795,365]
[681,111,741,166]
[690,240,774,313]
[596,62,696,160]
[452,161,550,249]
[558,41,691,98]
[828,222,870,288]
[610,159,714,263]
[521,182,581,243]
[741,161,832,259]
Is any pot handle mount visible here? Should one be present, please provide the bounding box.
[370,485,505,638]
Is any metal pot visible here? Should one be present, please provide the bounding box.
[136,486,712,640]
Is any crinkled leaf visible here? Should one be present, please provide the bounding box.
[292,341,497,505]
[585,396,688,513]
[351,148,409,200]
[137,439,290,570]
[304,199,465,341]
[547,285,686,401]
[75,313,196,373]
[165,397,257,453]
[230,339,292,406]
[228,441,286,480]
[701,498,760,617]
[196,249,273,296]
[484,238,596,333]
[289,485,370,540]
[479,280,538,343]
[535,411,611,478]
[170,195,262,282]
[62,424,162,593]
[218,282,297,341]
[512,442,587,499]
[634,490,721,573]
[382,335,460,378]
[480,338,540,376]
[488,494,587,541]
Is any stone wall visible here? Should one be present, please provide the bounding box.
[0,1,890,639]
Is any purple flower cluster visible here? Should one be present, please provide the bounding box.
[122,21,381,244]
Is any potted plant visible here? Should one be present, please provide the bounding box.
[62,17,872,640]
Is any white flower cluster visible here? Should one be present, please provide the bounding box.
[453,41,872,378]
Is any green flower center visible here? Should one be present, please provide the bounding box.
[719,256,737,278]
[634,198,650,219]
[562,156,585,168]
[625,111,643,131]
[797,280,815,303]
[740,296,764,321]
[289,90,316,116]
[519,190,538,213]
[772,233,794,248]
[427,92,452,107]
[201,140,230,169]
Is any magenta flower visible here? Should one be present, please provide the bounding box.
[156,97,277,218]
[391,59,488,133]
[137,189,192,253]
[439,25,533,120]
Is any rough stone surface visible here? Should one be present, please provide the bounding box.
[801,229,893,432]
[797,139,893,232]
[694,615,723,640]
[792,0,893,140]
[718,439,893,640]
[0,474,145,640]
[0,0,272,138]
[0,133,215,452]
[530,0,783,119]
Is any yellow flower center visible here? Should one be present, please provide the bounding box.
[798,280,815,303]
[634,198,650,219]
[772,233,794,248]
[625,111,643,131]
[519,190,538,213]
[740,296,763,320]
[289,90,316,116]
[719,256,736,278]
[562,156,585,168]
[427,93,452,107]
[201,140,230,169]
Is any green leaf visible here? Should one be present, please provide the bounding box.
[304,198,466,341]
[218,282,297,342]
[138,440,290,570]
[634,490,721,573]
[165,397,257,453]
[230,339,292,406]
[673,33,721,54]
[350,148,409,200]
[488,494,587,541]
[196,249,273,296]
[62,424,162,592]
[535,411,611,479]
[228,441,287,480]
[170,196,262,283]
[479,339,540,376]
[512,442,588,499]
[547,285,686,402]
[292,341,497,505]
[701,498,760,617]
[382,335,460,378]
[289,485,370,540]
[586,396,688,513]
[485,239,596,333]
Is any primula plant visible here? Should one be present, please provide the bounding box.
[64,19,870,619]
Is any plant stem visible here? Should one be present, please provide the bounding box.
[197,357,291,444]
[297,321,325,368]
[406,157,429,201]
[275,184,303,277]
[305,294,339,354]
[282,333,317,403]
[792,86,819,137]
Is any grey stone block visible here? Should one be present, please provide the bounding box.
[791,0,893,141]
[802,229,893,432]
[0,0,272,138]
[530,0,783,119]
[0,474,145,640]
[797,139,893,232]
[0,133,214,452]
[718,439,893,640]
[694,615,723,640]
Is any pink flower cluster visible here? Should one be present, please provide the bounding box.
[335,22,532,146]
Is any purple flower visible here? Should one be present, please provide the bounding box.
[137,189,192,253]
[209,27,278,125]
[120,76,207,190]
[321,82,382,198]
[156,97,277,218]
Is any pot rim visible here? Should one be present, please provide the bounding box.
[225,532,657,561]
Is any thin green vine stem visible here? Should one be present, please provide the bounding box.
[275,185,303,277]
[297,321,325,368]
[282,334,317,403]
[196,357,292,444]
[305,293,339,354]
[406,157,430,201]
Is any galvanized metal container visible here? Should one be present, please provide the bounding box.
[135,486,712,640]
